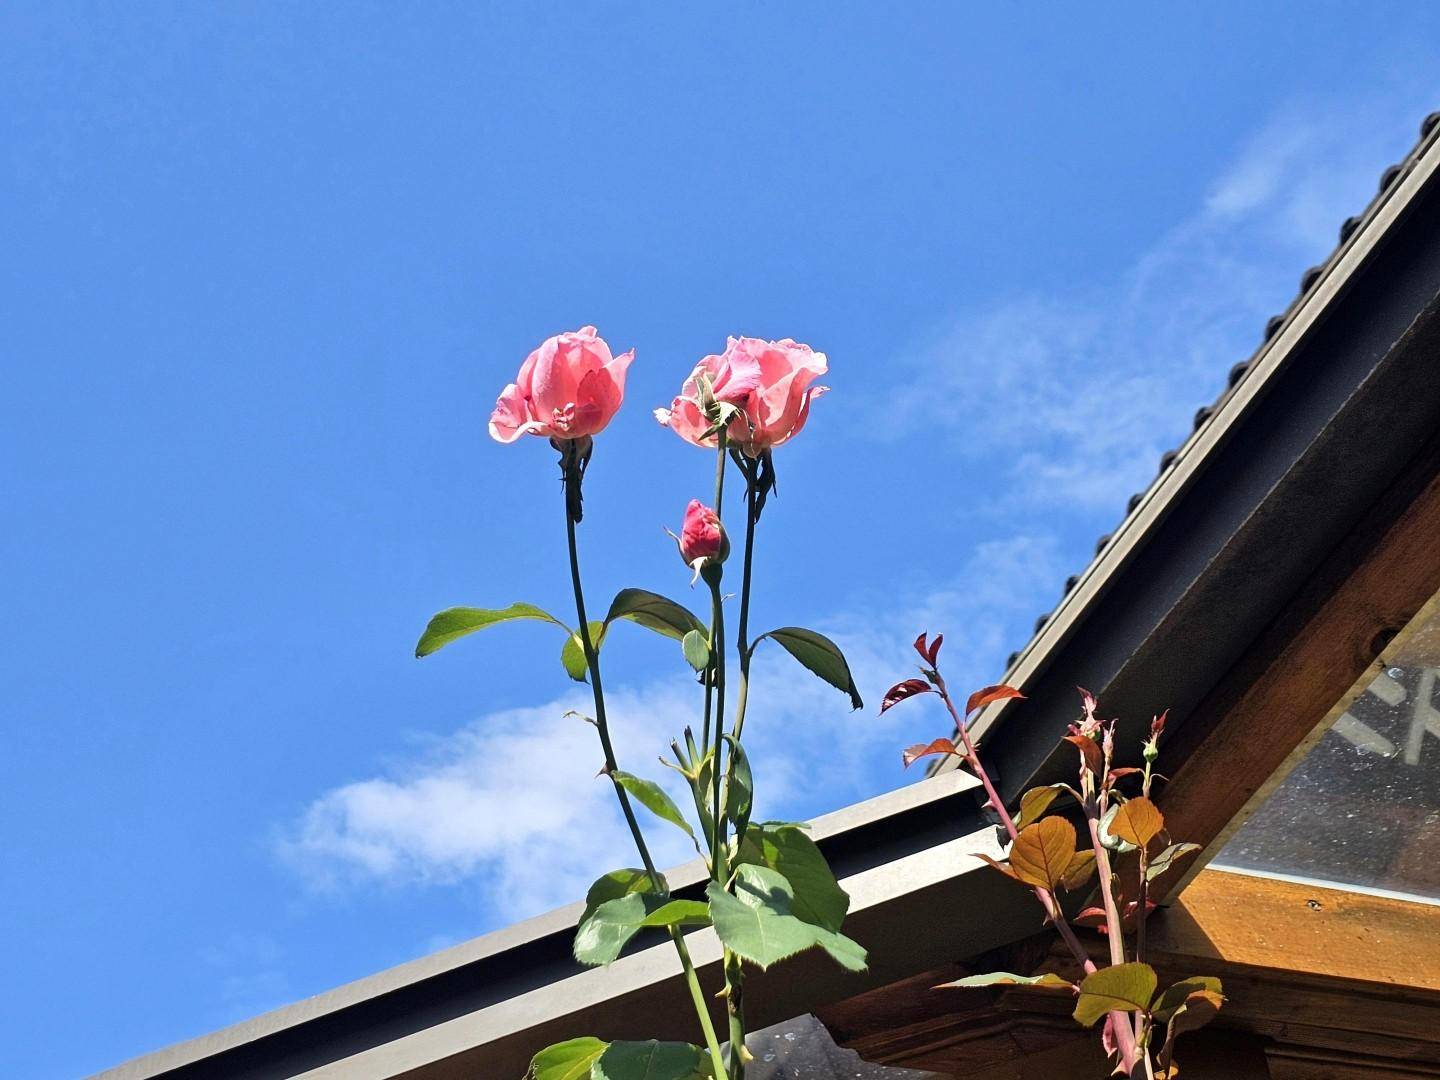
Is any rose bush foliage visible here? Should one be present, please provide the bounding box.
[423,325,1219,1080]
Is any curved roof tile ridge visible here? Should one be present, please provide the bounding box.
[1011,107,1440,693]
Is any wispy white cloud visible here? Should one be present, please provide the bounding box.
[279,687,699,920]
[279,533,1061,920]
[279,94,1435,926]
[886,97,1424,516]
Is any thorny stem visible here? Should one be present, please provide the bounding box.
[720,457,762,1077]
[933,678,1096,972]
[932,672,1142,1070]
[731,460,759,742]
[1086,806,1144,1073]
[1136,753,1156,972]
[1136,848,1149,967]
[560,449,728,1079]
[708,433,729,879]
[704,433,747,1080]
[708,575,729,877]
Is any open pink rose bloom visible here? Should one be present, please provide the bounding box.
[654,336,828,453]
[489,326,634,444]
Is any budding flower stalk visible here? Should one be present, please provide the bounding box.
[672,499,729,584]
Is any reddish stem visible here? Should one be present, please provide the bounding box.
[935,678,1097,975]
[935,673,1141,1070]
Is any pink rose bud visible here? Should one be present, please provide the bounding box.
[489,326,634,444]
[655,336,828,454]
[675,499,728,580]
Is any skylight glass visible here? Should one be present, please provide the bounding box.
[1213,595,1440,901]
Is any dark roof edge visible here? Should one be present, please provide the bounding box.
[937,109,1440,772]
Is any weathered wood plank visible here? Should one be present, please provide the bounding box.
[1155,436,1440,882]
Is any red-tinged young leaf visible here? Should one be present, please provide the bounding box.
[1074,906,1108,928]
[966,683,1025,716]
[1122,899,1159,924]
[1109,796,1165,848]
[901,737,956,768]
[1078,687,1098,722]
[882,679,934,715]
[1008,816,1078,892]
[1104,767,1143,788]
[912,632,943,666]
[1060,850,1097,891]
[1063,733,1103,775]
[1151,709,1169,739]
[973,852,1020,882]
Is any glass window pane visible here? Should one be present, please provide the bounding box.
[1213,600,1440,900]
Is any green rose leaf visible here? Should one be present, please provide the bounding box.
[1073,962,1159,1028]
[936,971,1076,990]
[735,822,847,932]
[809,924,868,972]
[1167,988,1223,1036]
[1146,842,1203,882]
[752,627,863,710]
[574,893,707,966]
[561,622,607,682]
[604,589,706,642]
[1015,784,1070,830]
[638,899,711,929]
[574,894,652,966]
[681,629,710,673]
[528,1036,608,1080]
[414,603,567,658]
[706,864,866,972]
[1152,975,1223,1022]
[580,868,665,925]
[594,1040,713,1080]
[610,771,694,840]
[722,735,753,840]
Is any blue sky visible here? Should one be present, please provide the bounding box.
[4,5,1439,1076]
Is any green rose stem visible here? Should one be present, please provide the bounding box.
[704,429,730,876]
[700,432,750,1080]
[930,670,1142,1072]
[730,457,759,743]
[719,455,763,1078]
[557,441,728,1080]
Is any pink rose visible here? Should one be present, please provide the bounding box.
[489,326,634,444]
[654,336,828,453]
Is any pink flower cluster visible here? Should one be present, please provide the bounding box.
[487,327,827,455]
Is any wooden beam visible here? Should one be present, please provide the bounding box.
[1150,869,1440,992]
[824,870,1440,1076]
[1154,429,1440,889]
